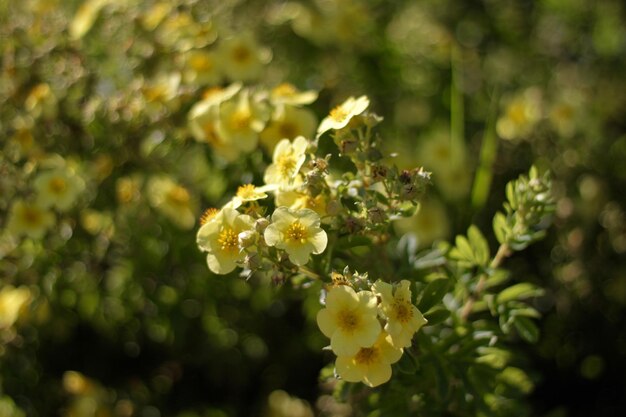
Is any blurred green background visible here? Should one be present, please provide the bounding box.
[1,0,625,416]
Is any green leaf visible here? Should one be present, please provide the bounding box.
[454,235,474,263]
[468,225,490,266]
[513,316,540,343]
[417,278,450,312]
[493,212,508,245]
[498,367,534,394]
[497,283,544,304]
[424,307,451,325]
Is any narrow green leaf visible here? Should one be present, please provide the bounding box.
[454,235,474,263]
[497,283,544,304]
[468,225,490,266]
[418,278,450,312]
[493,212,508,245]
[513,316,540,343]
[424,307,451,325]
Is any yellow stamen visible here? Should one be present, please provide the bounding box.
[273,83,296,97]
[217,228,238,252]
[355,347,380,365]
[278,121,298,138]
[392,298,413,323]
[337,310,359,333]
[199,208,219,225]
[49,177,67,194]
[330,105,348,122]
[232,45,251,64]
[229,111,251,131]
[236,184,256,199]
[286,221,307,243]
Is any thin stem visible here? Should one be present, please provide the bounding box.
[460,243,511,321]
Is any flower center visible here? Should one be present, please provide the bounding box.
[392,299,413,323]
[49,177,67,194]
[190,54,213,71]
[337,309,360,333]
[286,221,307,243]
[355,347,380,365]
[329,105,348,122]
[278,121,298,139]
[229,111,251,131]
[232,45,251,64]
[217,228,239,252]
[273,83,296,97]
[236,184,257,199]
[277,154,297,178]
[166,186,190,206]
[202,122,219,144]
[22,206,43,225]
[200,208,219,225]
[508,103,527,125]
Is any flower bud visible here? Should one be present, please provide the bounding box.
[238,230,257,248]
[255,217,270,233]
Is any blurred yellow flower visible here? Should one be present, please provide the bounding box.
[216,89,270,154]
[34,167,85,212]
[269,83,318,107]
[260,106,317,153]
[264,136,309,186]
[188,84,243,161]
[372,280,427,348]
[24,83,57,119]
[317,96,369,137]
[0,286,32,329]
[147,176,196,230]
[496,88,542,141]
[182,50,222,85]
[316,285,381,356]
[217,33,271,82]
[69,0,109,40]
[264,207,327,266]
[196,207,255,274]
[7,199,55,239]
[393,197,450,248]
[335,331,403,387]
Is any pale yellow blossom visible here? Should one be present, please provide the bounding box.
[196,207,255,274]
[372,280,427,348]
[7,199,55,239]
[317,96,369,137]
[335,331,403,387]
[216,89,270,154]
[34,167,85,212]
[316,285,381,356]
[263,136,309,186]
[0,286,32,329]
[182,49,222,85]
[496,88,542,141]
[264,207,327,266]
[217,33,271,82]
[260,105,317,153]
[269,83,318,107]
[147,176,196,230]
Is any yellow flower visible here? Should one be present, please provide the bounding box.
[188,83,243,161]
[393,197,450,248]
[335,331,403,387]
[196,207,255,274]
[372,280,427,348]
[0,286,32,329]
[316,285,381,356]
[263,136,309,186]
[24,83,57,119]
[232,184,275,207]
[216,89,270,154]
[275,189,329,218]
[217,32,271,82]
[260,105,317,153]
[142,72,181,115]
[317,96,369,137]
[269,83,318,107]
[182,49,222,85]
[496,88,542,141]
[264,207,327,266]
[7,199,55,239]
[34,167,85,212]
[147,176,196,230]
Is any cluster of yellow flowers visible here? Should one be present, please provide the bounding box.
[6,159,85,240]
[188,83,318,162]
[317,280,427,387]
[194,94,431,388]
